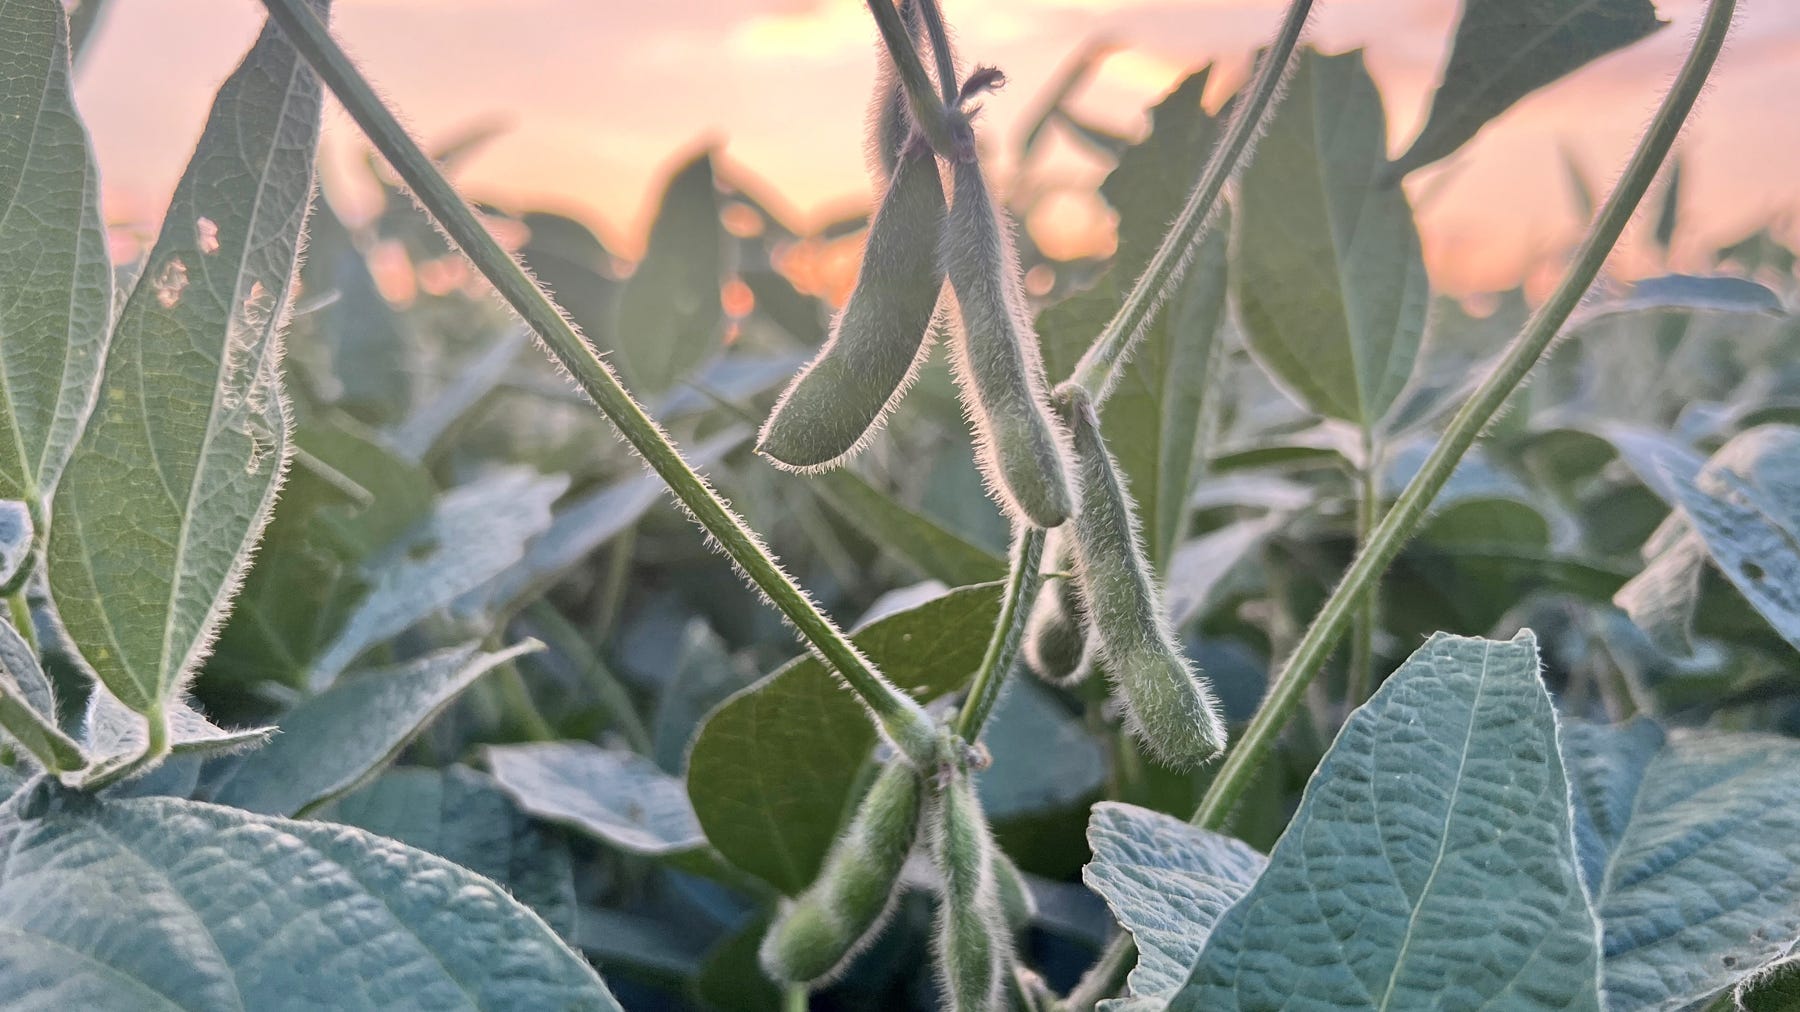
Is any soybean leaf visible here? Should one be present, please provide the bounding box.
[0,619,81,774]
[612,151,724,394]
[46,7,325,715]
[487,741,706,859]
[1392,0,1665,177]
[1563,719,1800,1010]
[0,0,111,514]
[1165,514,1283,628]
[1173,631,1603,1010]
[1083,802,1267,1003]
[387,325,532,463]
[1605,274,1786,320]
[309,467,567,688]
[806,468,1005,586]
[1098,66,1221,278]
[0,501,30,591]
[650,622,751,774]
[324,765,578,939]
[687,582,1002,893]
[81,688,271,768]
[1235,48,1428,429]
[209,640,538,816]
[296,200,414,426]
[979,680,1107,822]
[0,787,617,1010]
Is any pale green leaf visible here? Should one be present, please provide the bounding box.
[1174,631,1603,1010]
[1393,0,1665,176]
[612,151,724,393]
[46,7,325,714]
[0,787,617,1010]
[80,688,270,768]
[209,640,538,816]
[486,741,705,858]
[1235,48,1428,428]
[806,467,1006,586]
[0,617,81,773]
[0,0,111,511]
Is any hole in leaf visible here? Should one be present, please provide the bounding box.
[154,257,189,308]
[1742,560,1767,582]
[196,216,221,254]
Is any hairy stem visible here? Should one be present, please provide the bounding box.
[914,0,959,106]
[863,0,958,158]
[260,0,939,765]
[954,526,1046,740]
[1067,0,1314,399]
[6,592,37,656]
[1345,435,1380,707]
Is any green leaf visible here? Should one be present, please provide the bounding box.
[386,326,532,463]
[1173,631,1603,1010]
[80,689,271,768]
[806,468,1006,587]
[1563,719,1800,1010]
[46,7,325,715]
[0,618,81,774]
[0,787,617,1010]
[687,582,1002,893]
[1392,0,1665,176]
[1082,801,1266,1003]
[650,621,751,773]
[612,151,724,393]
[208,640,537,816]
[979,680,1107,821]
[0,500,31,592]
[1098,66,1221,278]
[1165,515,1283,628]
[324,765,578,939]
[1606,274,1787,319]
[0,0,112,513]
[1234,48,1428,429]
[309,467,567,688]
[486,741,705,858]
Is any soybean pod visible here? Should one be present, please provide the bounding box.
[1022,526,1094,686]
[756,143,946,472]
[760,761,924,985]
[930,770,1007,1012]
[939,157,1077,530]
[1056,383,1227,768]
[867,0,919,182]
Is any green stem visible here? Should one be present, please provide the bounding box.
[6,592,37,656]
[953,526,1046,740]
[914,0,960,106]
[259,0,939,766]
[783,984,808,1012]
[1065,3,1736,1004]
[1345,435,1380,707]
[863,0,958,158]
[493,660,556,742]
[1068,0,1314,399]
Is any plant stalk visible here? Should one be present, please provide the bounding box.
[953,526,1046,740]
[863,0,959,158]
[1067,0,1314,400]
[1345,435,1380,707]
[259,0,940,766]
[6,592,38,656]
[1065,2,1737,1003]
[914,0,959,106]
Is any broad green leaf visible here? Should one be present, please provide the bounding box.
[1165,515,1282,628]
[979,680,1107,821]
[612,151,724,393]
[324,765,578,939]
[309,468,567,688]
[1392,0,1665,176]
[687,582,1002,893]
[80,688,271,769]
[209,640,537,816]
[1174,631,1603,1010]
[0,787,617,1010]
[1082,802,1266,1003]
[0,618,81,774]
[1235,48,1429,429]
[46,7,325,714]
[0,0,111,513]
[807,467,1006,586]
[1606,274,1786,320]
[1562,719,1800,1010]
[1097,66,1221,278]
[650,621,752,773]
[486,741,705,858]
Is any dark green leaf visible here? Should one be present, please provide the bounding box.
[612,151,724,393]
[807,468,1005,586]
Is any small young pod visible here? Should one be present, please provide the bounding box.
[756,144,946,472]
[1022,527,1094,686]
[992,850,1036,938]
[1057,384,1227,768]
[760,761,924,985]
[930,771,1007,1012]
[939,157,1078,529]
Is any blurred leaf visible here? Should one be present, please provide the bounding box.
[807,468,1006,586]
[1235,48,1428,429]
[1392,0,1665,176]
[979,680,1106,822]
[1562,144,1597,223]
[1654,155,1683,254]
[0,619,80,774]
[80,689,270,771]
[299,202,415,426]
[0,0,111,515]
[520,209,619,359]
[1098,65,1220,277]
[651,622,751,773]
[694,913,783,1012]
[1018,41,1114,163]
[0,501,30,593]
[687,583,1002,893]
[1083,801,1266,1003]
[0,787,616,1009]
[208,641,537,816]
[310,468,567,688]
[1165,515,1283,628]
[487,741,706,858]
[613,151,724,393]
[1563,719,1800,1009]
[386,326,531,462]
[1602,274,1786,319]
[47,8,322,715]
[325,764,578,938]
[1173,632,1602,1010]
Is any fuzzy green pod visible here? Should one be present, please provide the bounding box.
[1057,384,1226,768]
[756,144,945,472]
[1022,527,1094,686]
[940,158,1077,529]
[867,0,918,182]
[992,850,1036,937]
[760,761,923,985]
[931,771,1007,1012]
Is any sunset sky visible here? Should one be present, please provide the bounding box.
[74,0,1800,295]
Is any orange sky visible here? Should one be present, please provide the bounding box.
[75,0,1800,295]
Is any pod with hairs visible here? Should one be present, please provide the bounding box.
[1056,383,1226,768]
[1022,527,1094,686]
[760,761,924,985]
[931,770,1007,1012]
[756,143,945,472]
[939,157,1077,529]
[867,0,918,182]
[992,850,1036,937]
